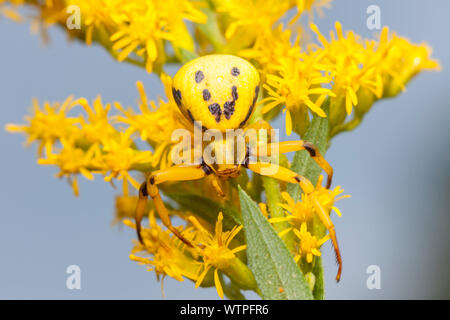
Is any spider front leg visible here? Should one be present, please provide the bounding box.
[257,140,333,188]
[136,164,208,247]
[246,161,342,281]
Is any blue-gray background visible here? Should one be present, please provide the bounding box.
[1,0,449,299]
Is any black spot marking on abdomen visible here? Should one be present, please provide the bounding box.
[239,85,260,127]
[239,103,254,127]
[195,70,205,83]
[208,103,222,122]
[172,87,182,107]
[223,100,235,120]
[186,109,195,123]
[253,85,260,106]
[232,86,238,100]
[223,86,238,120]
[203,89,211,101]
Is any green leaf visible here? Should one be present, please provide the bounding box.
[167,192,244,242]
[238,186,313,300]
[287,100,330,202]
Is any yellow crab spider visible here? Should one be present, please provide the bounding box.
[135,54,342,281]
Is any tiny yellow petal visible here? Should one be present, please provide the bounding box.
[214,269,224,299]
[285,109,292,136]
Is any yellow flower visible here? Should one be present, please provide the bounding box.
[5,96,80,156]
[270,191,314,231]
[124,211,199,285]
[114,195,139,223]
[1,0,67,39]
[5,92,159,195]
[259,49,335,135]
[216,0,291,40]
[310,175,350,216]
[378,32,441,97]
[3,1,207,72]
[0,0,24,22]
[294,222,329,263]
[239,24,302,80]
[4,0,441,299]
[74,96,118,144]
[69,0,206,72]
[311,22,383,116]
[101,130,153,195]
[188,212,247,299]
[29,0,67,38]
[37,138,102,196]
[66,0,118,45]
[108,1,169,72]
[270,175,349,237]
[216,0,332,52]
[238,18,335,136]
[310,22,440,124]
[114,75,192,169]
[289,0,333,23]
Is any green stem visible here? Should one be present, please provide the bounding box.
[262,176,295,252]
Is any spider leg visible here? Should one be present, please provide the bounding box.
[257,141,333,188]
[246,161,342,282]
[311,197,342,282]
[244,119,274,135]
[210,176,226,198]
[136,164,209,247]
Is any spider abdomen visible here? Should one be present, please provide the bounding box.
[172,54,260,131]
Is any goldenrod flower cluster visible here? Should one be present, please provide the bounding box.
[122,211,254,299]
[1,0,207,71]
[5,0,439,299]
[270,176,349,264]
[244,21,440,136]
